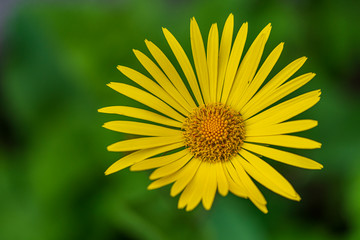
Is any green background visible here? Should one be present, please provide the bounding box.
[1,0,359,239]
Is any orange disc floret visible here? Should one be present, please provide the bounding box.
[182,103,245,162]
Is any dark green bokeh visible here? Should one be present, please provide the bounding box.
[1,0,359,239]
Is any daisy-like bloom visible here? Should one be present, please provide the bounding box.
[99,14,322,213]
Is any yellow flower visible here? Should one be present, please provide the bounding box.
[99,14,322,213]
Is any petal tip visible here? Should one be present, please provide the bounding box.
[203,205,211,211]
[312,162,323,169]
[132,49,140,55]
[144,39,152,45]
[185,205,195,212]
[129,165,136,171]
[261,206,269,214]
[149,172,157,180]
[290,192,301,201]
[264,23,272,30]
[218,190,228,197]
[102,121,114,129]
[211,22,218,29]
[170,184,181,197]
[177,202,185,209]
[170,190,177,197]
[226,13,234,22]
[104,168,114,176]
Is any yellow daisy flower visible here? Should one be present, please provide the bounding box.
[99,14,322,213]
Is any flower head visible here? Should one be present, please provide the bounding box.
[99,14,322,213]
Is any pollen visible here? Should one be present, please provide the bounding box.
[182,103,246,162]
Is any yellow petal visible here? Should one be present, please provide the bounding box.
[245,135,321,149]
[145,40,197,109]
[116,66,188,116]
[223,161,247,198]
[234,42,284,111]
[242,56,307,115]
[105,142,183,175]
[245,90,321,125]
[228,156,268,213]
[230,159,268,213]
[98,106,182,128]
[131,149,189,171]
[215,161,229,196]
[246,119,318,136]
[147,172,180,190]
[228,23,272,107]
[170,158,202,196]
[185,161,208,211]
[220,22,248,104]
[242,142,323,169]
[178,162,203,209]
[178,182,193,209]
[107,135,184,152]
[274,73,316,101]
[231,155,267,205]
[133,50,192,113]
[239,149,300,200]
[217,14,234,102]
[249,198,268,214]
[149,152,193,180]
[259,56,308,94]
[243,73,316,118]
[191,17,210,104]
[202,162,217,210]
[207,23,219,103]
[103,121,181,136]
[107,82,185,122]
[163,27,204,106]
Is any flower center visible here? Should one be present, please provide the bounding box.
[182,103,245,162]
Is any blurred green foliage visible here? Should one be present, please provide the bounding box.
[1,0,359,239]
